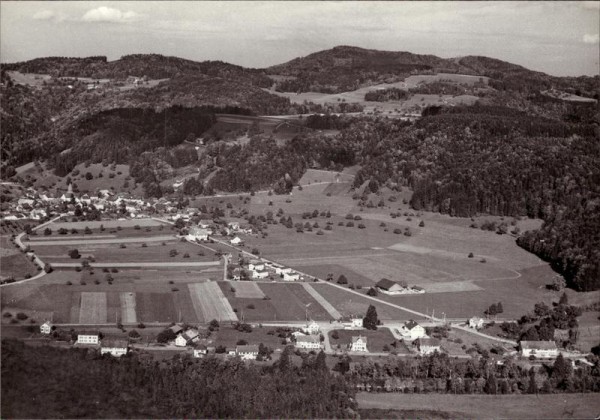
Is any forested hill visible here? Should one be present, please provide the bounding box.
[3,54,273,86]
[267,46,600,96]
[1,340,357,419]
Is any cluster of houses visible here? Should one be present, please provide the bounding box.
[1,184,197,222]
[396,319,442,355]
[228,258,303,282]
[40,324,130,358]
[292,321,324,351]
[376,278,425,295]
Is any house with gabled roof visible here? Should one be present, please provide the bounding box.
[295,334,322,351]
[40,321,53,335]
[236,344,259,360]
[520,341,559,358]
[416,337,441,355]
[101,339,129,357]
[398,320,427,341]
[350,336,368,352]
[77,332,100,345]
[376,278,406,295]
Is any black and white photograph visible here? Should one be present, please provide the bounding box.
[1,1,599,418]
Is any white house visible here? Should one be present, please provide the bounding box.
[350,336,368,352]
[186,226,211,242]
[468,317,485,329]
[398,320,427,341]
[248,260,265,271]
[295,335,322,350]
[77,332,100,345]
[100,339,129,357]
[302,321,320,335]
[236,344,259,360]
[520,341,559,358]
[228,222,240,231]
[193,345,208,358]
[230,237,243,246]
[376,278,406,295]
[345,317,364,330]
[283,272,300,281]
[40,321,53,335]
[275,267,293,275]
[175,329,200,347]
[416,337,442,355]
[252,270,269,279]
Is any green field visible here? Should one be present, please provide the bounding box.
[33,238,219,264]
[356,393,600,419]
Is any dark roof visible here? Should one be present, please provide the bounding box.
[520,341,558,350]
[78,331,100,336]
[102,339,128,348]
[418,338,441,347]
[237,345,259,353]
[405,320,420,330]
[376,278,397,290]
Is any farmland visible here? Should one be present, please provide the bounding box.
[356,393,600,419]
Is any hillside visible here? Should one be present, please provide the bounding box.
[267,46,600,97]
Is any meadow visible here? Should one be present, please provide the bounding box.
[356,393,600,419]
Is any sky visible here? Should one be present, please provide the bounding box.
[1,1,599,77]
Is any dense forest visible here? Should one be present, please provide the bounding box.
[1,340,356,419]
[346,350,600,394]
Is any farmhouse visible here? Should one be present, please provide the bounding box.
[175,329,200,347]
[248,260,265,271]
[376,278,405,295]
[350,336,368,352]
[186,226,211,241]
[40,321,53,335]
[520,341,559,358]
[230,236,243,246]
[468,316,485,329]
[283,272,300,281]
[193,345,208,358]
[416,337,442,355]
[252,270,269,279]
[345,317,364,330]
[169,324,184,335]
[275,267,293,275]
[236,344,259,360]
[295,335,322,351]
[398,320,427,341]
[302,321,320,335]
[77,332,100,345]
[100,339,129,357]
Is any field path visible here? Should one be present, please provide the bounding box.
[301,283,342,319]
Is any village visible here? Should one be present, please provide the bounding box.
[1,181,593,374]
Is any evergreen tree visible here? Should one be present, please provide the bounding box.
[363,305,378,330]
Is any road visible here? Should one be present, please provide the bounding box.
[207,238,518,347]
[51,261,222,268]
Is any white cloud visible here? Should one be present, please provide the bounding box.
[583,33,600,44]
[81,7,143,24]
[33,10,56,20]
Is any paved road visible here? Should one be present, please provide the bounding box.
[23,235,176,246]
[52,261,222,268]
